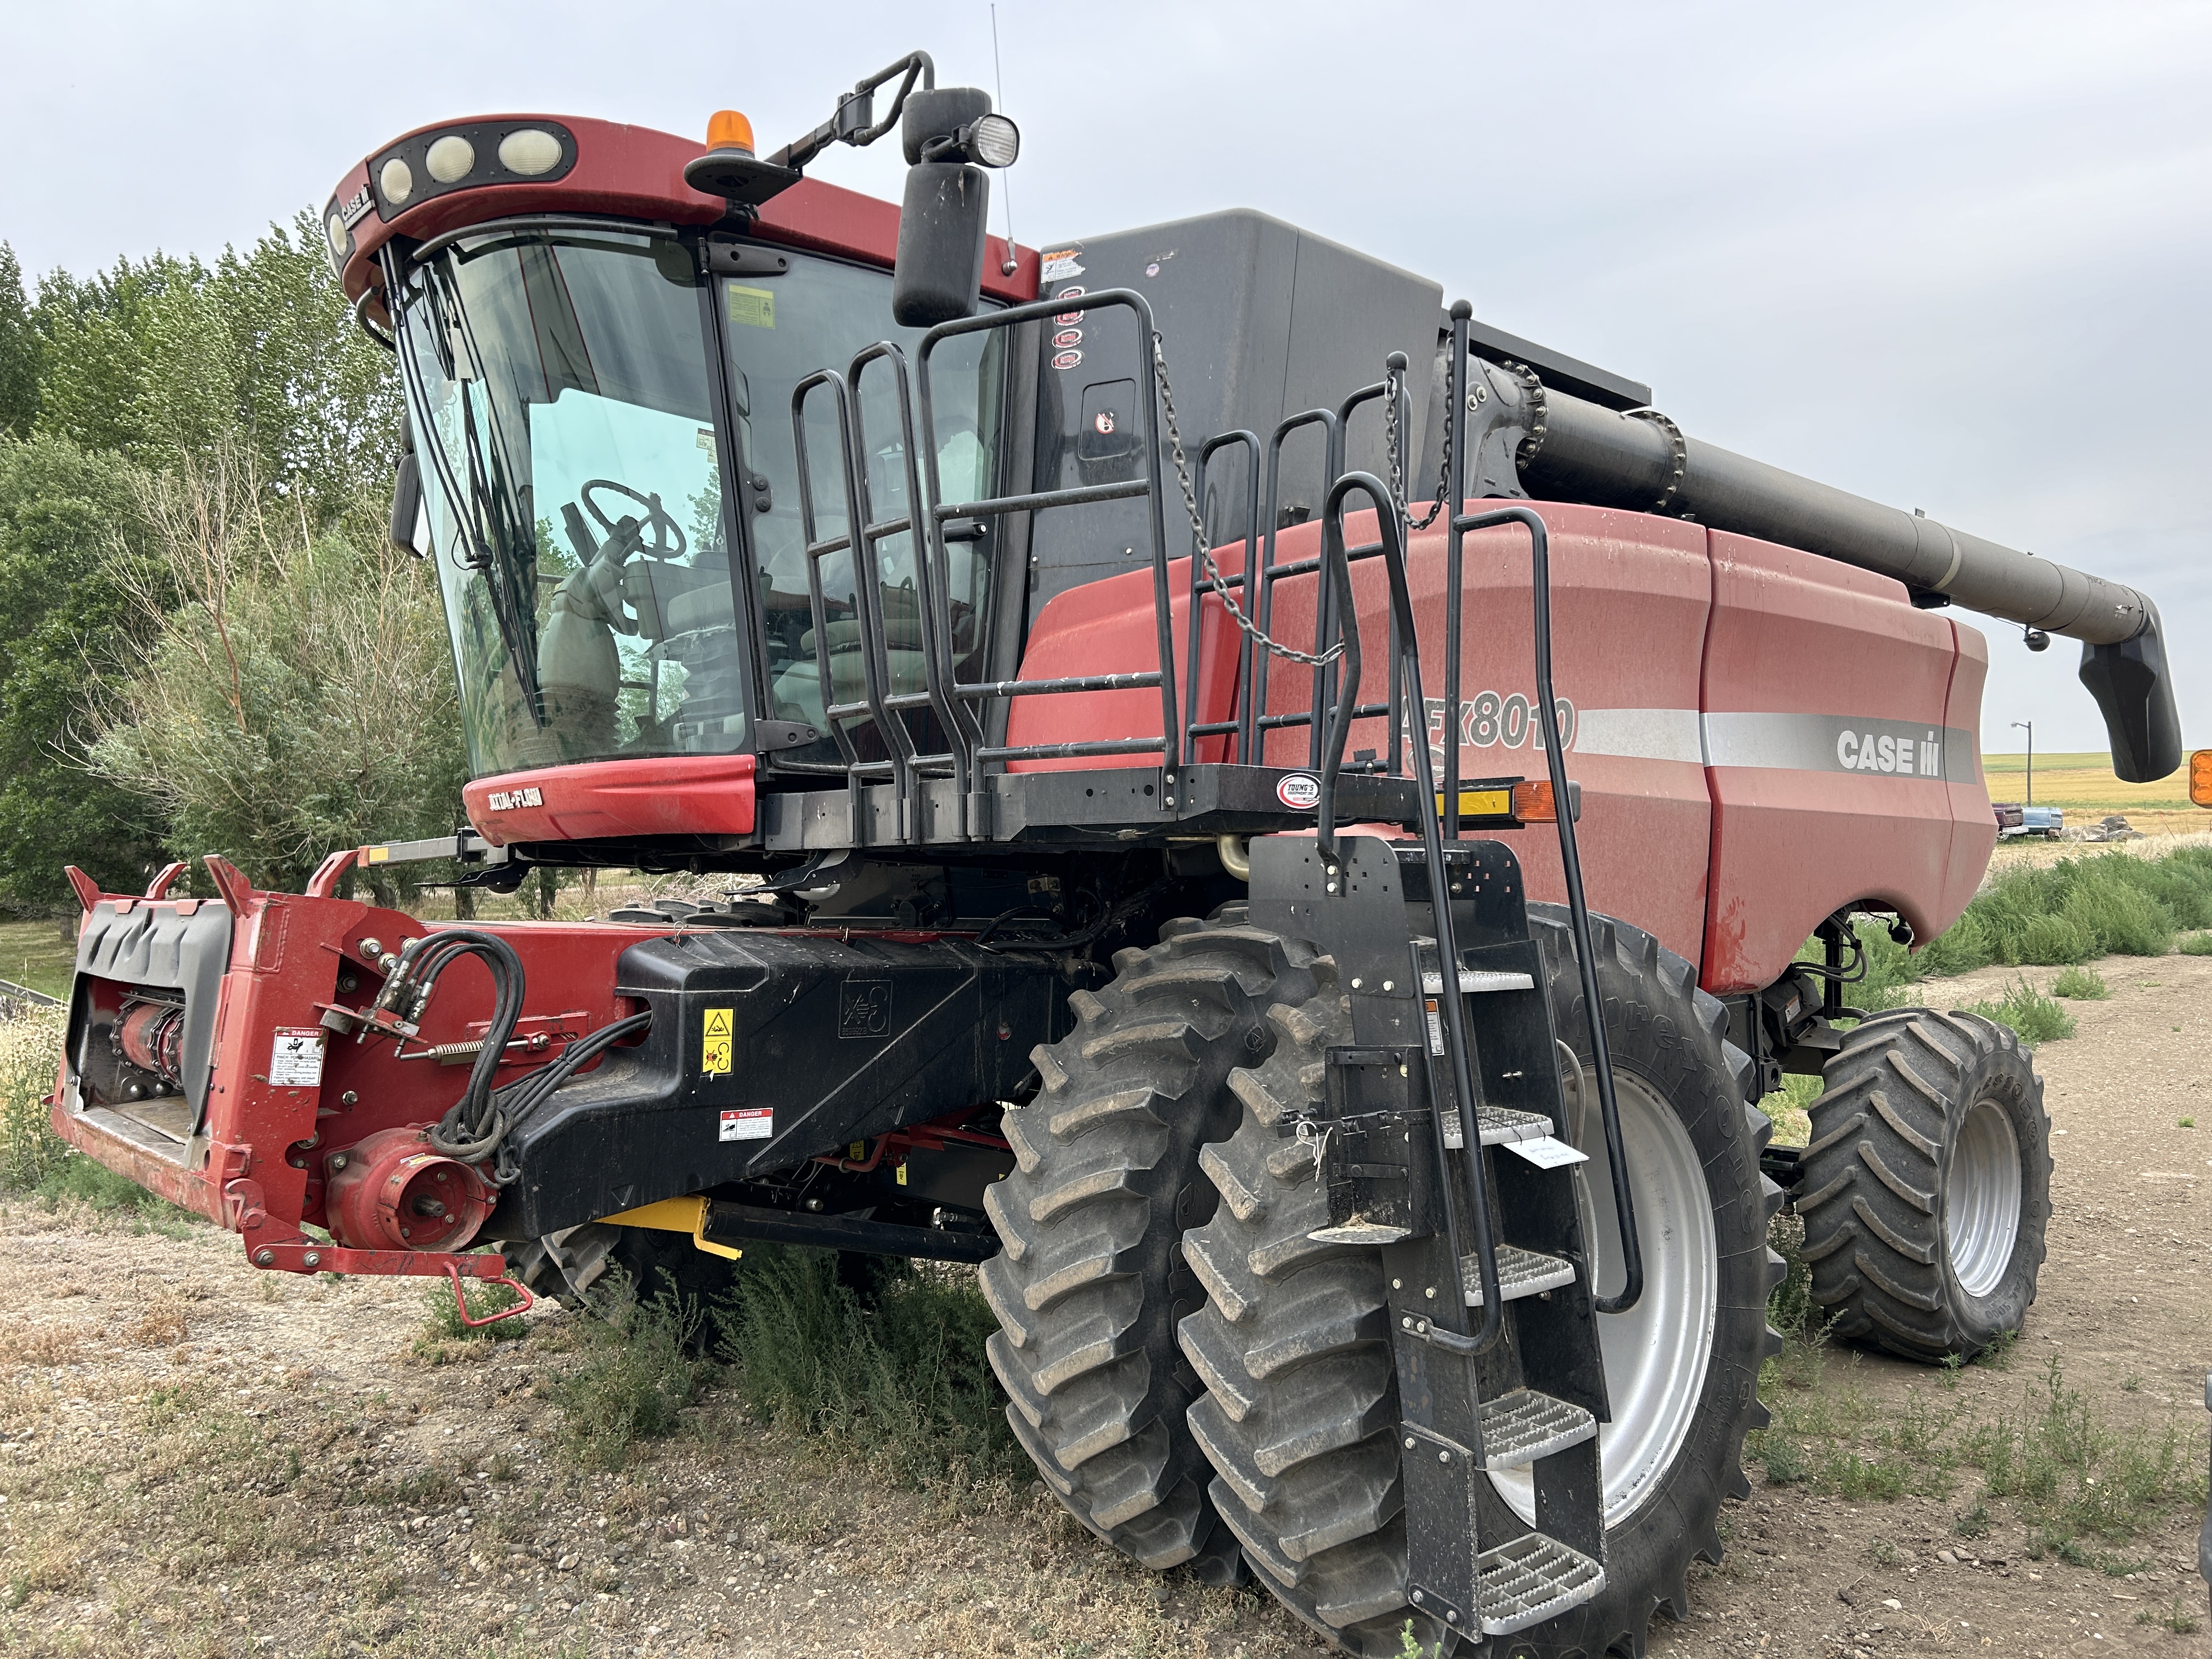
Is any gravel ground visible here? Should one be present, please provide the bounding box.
[1,951,2206,1658]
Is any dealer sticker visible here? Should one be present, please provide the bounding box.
[720,1108,772,1142]
[1506,1135,1590,1171]
[269,1028,325,1087]
[1276,772,1321,810]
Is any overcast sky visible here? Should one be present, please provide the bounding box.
[5,1,2205,761]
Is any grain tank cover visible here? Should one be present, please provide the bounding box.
[1025,209,1442,614]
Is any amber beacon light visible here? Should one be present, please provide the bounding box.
[684,107,800,205]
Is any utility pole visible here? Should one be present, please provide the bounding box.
[2012,720,2034,806]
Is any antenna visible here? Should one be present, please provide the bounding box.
[991,4,1018,275]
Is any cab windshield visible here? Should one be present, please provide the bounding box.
[396,224,1003,780]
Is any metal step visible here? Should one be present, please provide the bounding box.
[1476,1388,1598,1470]
[1441,1103,1554,1149]
[1420,969,1536,995]
[1476,1532,1606,1635]
[1462,1244,1578,1306]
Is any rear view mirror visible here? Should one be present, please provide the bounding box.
[391,450,425,556]
[892,87,998,329]
[893,163,990,327]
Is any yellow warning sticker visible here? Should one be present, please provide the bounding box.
[702,1007,734,1076]
[726,285,775,328]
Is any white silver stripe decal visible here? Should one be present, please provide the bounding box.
[1571,707,1706,765]
[1449,707,1977,782]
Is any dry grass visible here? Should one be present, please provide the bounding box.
[0,1008,67,1191]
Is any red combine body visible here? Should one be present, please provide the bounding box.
[50,49,2180,1658]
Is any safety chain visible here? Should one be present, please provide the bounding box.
[1503,361,1549,470]
[1385,353,1454,532]
[1150,332,1342,668]
[1627,407,1688,515]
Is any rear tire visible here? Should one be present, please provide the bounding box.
[1178,909,1780,1656]
[1797,1008,2050,1362]
[980,907,1333,1581]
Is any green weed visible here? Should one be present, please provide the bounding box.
[417,1268,527,1344]
[2050,964,2109,1000]
[1765,1212,1816,1342]
[1962,977,2077,1043]
[555,1268,712,1467]
[1760,1432,1813,1486]
[1953,1498,1990,1537]
[1847,848,2212,997]
[715,1244,1024,1496]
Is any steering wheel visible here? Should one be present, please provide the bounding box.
[580,478,686,561]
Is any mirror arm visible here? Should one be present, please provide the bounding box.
[768,50,936,170]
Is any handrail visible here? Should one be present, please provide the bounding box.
[1453,504,1645,1318]
[846,340,974,828]
[1317,469,1505,1352]
[917,288,1181,779]
[1189,430,1260,759]
[1252,407,1341,766]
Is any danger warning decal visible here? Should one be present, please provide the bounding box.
[269,1028,325,1087]
[720,1108,771,1142]
[702,1007,733,1076]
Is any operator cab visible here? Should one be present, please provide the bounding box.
[394,224,1005,778]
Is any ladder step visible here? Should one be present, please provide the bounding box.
[1476,1388,1597,1470]
[1476,1533,1606,1635]
[1442,1104,1554,1149]
[1420,969,1536,995]
[1462,1244,1577,1306]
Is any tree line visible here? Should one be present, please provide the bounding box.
[0,213,464,910]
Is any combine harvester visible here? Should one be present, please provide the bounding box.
[52,50,2184,1656]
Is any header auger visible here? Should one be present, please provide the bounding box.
[50,48,2154,1654]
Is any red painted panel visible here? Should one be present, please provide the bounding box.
[463,753,756,847]
[1941,622,1999,923]
[340,118,1036,312]
[1251,505,1715,969]
[753,180,1037,303]
[54,870,664,1262]
[1005,556,1243,769]
[1700,534,1971,994]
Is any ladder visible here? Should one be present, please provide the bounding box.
[1237,384,1645,1632]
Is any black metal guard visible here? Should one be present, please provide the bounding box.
[1315,470,1505,1351]
[915,289,1182,805]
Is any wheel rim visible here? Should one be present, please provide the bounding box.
[1491,1070,1718,1529]
[1944,1099,2022,1299]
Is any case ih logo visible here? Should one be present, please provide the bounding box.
[484,787,544,811]
[1837,728,1943,777]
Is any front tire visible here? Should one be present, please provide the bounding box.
[1797,1008,2050,1362]
[979,908,1333,1579]
[1178,909,1780,1656]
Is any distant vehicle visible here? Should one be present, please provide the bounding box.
[1991,802,2062,838]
